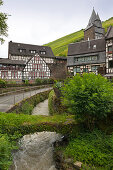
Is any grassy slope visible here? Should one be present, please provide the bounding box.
[45,17,113,57]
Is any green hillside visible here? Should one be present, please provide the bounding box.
[45,17,113,57]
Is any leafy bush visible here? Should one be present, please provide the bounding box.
[64,130,113,169]
[0,78,6,88]
[61,73,113,129]
[24,79,29,86]
[35,78,42,85]
[41,79,48,85]
[0,134,13,169]
[21,102,33,115]
[48,90,56,115]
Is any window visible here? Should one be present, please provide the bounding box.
[30,50,36,54]
[85,56,91,61]
[78,57,84,62]
[19,49,26,53]
[40,51,46,55]
[74,67,80,73]
[93,45,96,49]
[1,71,8,79]
[109,60,113,68]
[91,65,99,72]
[108,46,112,53]
[11,71,18,79]
[92,56,97,61]
[83,68,88,72]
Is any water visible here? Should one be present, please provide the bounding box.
[32,99,49,116]
[11,100,62,170]
[11,132,62,170]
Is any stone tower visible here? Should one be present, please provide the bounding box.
[84,8,104,40]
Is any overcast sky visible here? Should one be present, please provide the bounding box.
[0,0,113,58]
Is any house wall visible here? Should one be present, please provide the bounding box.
[67,51,105,75]
[106,39,113,74]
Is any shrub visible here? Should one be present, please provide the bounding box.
[64,130,113,169]
[0,134,13,169]
[0,78,6,88]
[48,90,56,115]
[35,78,42,85]
[21,102,33,115]
[61,73,113,130]
[24,79,29,86]
[41,79,48,85]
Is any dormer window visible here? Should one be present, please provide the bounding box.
[93,45,96,49]
[30,50,36,54]
[19,49,26,53]
[40,51,46,55]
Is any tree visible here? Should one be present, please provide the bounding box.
[61,73,113,130]
[0,0,8,44]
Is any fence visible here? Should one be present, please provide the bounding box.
[0,86,52,112]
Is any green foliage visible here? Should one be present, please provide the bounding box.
[35,78,54,85]
[48,90,56,115]
[24,79,29,86]
[0,0,8,44]
[7,80,16,84]
[0,112,75,135]
[41,79,48,85]
[64,130,113,169]
[0,78,6,88]
[35,78,42,85]
[11,90,50,114]
[61,73,113,129]
[0,134,14,170]
[45,17,113,56]
[54,81,63,89]
[21,102,33,115]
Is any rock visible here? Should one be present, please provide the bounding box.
[73,161,82,169]
[64,158,73,164]
[10,132,63,170]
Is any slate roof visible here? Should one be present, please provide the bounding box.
[85,8,103,31]
[68,38,106,56]
[0,58,26,65]
[105,26,113,39]
[8,41,55,58]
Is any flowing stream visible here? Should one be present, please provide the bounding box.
[10,99,62,170]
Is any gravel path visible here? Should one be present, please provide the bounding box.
[32,99,49,116]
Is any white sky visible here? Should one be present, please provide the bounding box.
[0,0,113,58]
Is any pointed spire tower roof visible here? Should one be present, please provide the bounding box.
[85,8,102,30]
[96,13,100,20]
[88,8,97,26]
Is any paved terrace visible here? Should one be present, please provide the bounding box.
[0,87,52,112]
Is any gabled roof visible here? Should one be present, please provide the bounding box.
[0,58,26,65]
[105,26,113,39]
[68,38,105,56]
[8,41,55,58]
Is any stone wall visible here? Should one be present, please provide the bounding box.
[84,26,95,41]
[48,62,67,80]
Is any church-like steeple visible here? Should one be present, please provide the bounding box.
[84,8,104,40]
[87,8,97,28]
